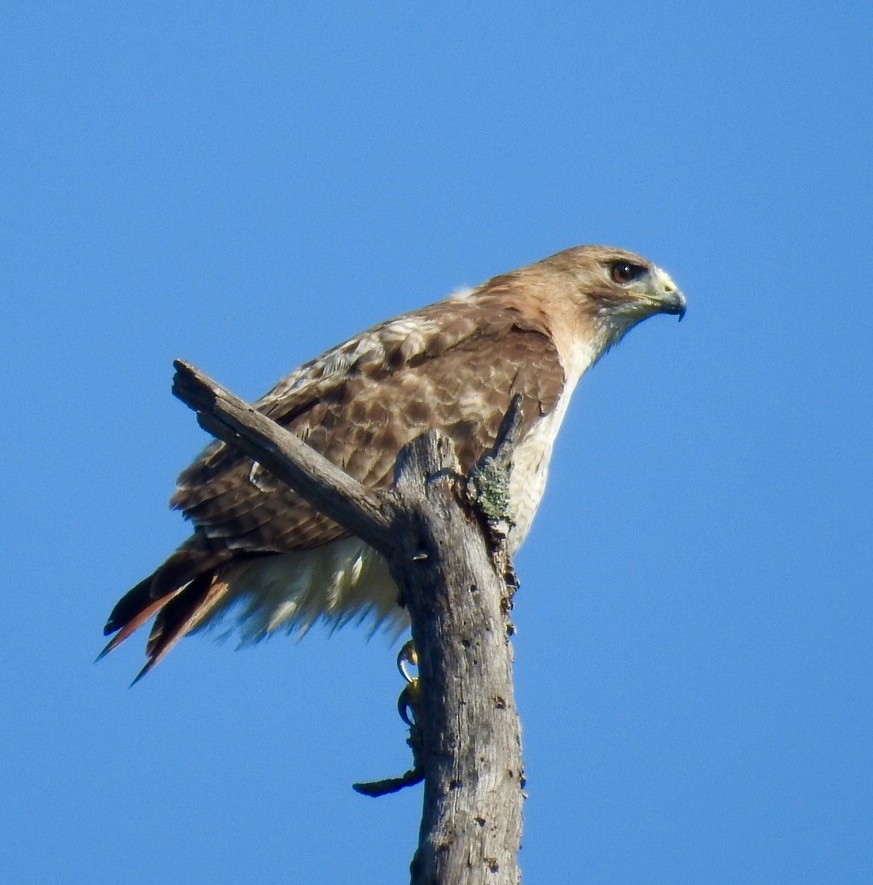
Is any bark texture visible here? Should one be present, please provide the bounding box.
[393,433,523,884]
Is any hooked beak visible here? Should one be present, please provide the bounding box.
[660,289,687,321]
[652,267,686,321]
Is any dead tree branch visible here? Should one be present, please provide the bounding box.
[172,360,525,884]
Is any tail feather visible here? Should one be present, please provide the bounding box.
[100,542,233,679]
[131,571,232,684]
[96,590,181,661]
[103,575,157,637]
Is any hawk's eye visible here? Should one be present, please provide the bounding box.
[610,261,646,284]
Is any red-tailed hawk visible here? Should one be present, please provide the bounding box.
[102,245,685,681]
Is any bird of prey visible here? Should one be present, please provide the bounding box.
[101,245,685,681]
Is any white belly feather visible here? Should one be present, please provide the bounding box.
[214,537,401,643]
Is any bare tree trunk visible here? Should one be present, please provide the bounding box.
[394,433,524,884]
[173,360,525,883]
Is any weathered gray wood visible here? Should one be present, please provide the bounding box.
[391,433,523,885]
[172,359,524,884]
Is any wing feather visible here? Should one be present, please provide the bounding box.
[171,298,566,553]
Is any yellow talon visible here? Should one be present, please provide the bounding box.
[397,640,421,724]
[398,679,421,726]
[397,639,419,684]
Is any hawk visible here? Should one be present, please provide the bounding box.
[102,245,685,681]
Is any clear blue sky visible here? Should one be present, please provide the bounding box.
[3,3,871,883]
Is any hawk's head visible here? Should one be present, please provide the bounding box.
[544,243,685,323]
[489,244,685,368]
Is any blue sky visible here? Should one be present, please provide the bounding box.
[2,3,871,882]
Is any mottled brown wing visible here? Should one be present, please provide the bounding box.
[170,298,566,553]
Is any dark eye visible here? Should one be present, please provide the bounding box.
[610,261,646,284]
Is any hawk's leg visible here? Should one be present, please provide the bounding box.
[351,639,424,797]
[397,639,420,725]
